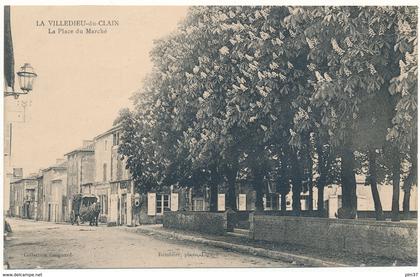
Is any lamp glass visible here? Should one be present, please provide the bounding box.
[17,63,37,93]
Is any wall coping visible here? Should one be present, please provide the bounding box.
[164,211,226,214]
[253,214,418,228]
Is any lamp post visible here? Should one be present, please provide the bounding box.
[4,63,38,99]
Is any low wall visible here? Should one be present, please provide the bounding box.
[163,211,227,235]
[357,210,418,220]
[249,214,417,261]
[256,210,328,218]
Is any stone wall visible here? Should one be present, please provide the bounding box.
[163,211,227,235]
[357,210,418,219]
[249,214,417,261]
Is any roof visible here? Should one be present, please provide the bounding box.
[42,160,67,172]
[64,142,94,157]
[94,124,122,141]
[10,176,38,184]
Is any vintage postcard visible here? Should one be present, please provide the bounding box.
[2,4,418,275]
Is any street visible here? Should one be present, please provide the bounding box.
[4,218,291,269]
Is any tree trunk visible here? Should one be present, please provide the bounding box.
[253,167,264,212]
[307,149,314,211]
[225,163,238,211]
[316,150,325,214]
[340,147,357,219]
[403,146,417,220]
[291,151,302,215]
[317,185,324,214]
[254,182,264,212]
[303,133,313,211]
[209,164,219,212]
[315,136,329,216]
[274,193,280,210]
[367,149,385,221]
[209,182,218,212]
[277,150,290,212]
[391,147,401,222]
[402,190,411,219]
[280,193,287,211]
[308,184,313,211]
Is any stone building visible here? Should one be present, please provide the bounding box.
[92,124,138,226]
[42,159,67,222]
[91,126,114,223]
[109,127,134,226]
[64,140,95,221]
[9,174,39,219]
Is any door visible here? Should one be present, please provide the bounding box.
[26,203,31,219]
[121,194,127,225]
[48,204,51,221]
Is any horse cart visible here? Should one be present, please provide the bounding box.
[70,193,101,226]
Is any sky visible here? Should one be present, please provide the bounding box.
[5,6,189,175]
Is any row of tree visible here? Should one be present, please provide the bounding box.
[116,6,417,221]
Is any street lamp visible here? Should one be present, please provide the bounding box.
[4,63,38,99]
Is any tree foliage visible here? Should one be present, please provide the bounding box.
[118,6,417,219]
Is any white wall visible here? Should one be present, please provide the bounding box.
[94,134,113,183]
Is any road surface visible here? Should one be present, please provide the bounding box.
[4,218,291,269]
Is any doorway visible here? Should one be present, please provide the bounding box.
[48,204,51,221]
[121,194,127,225]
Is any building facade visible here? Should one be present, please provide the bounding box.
[92,125,137,226]
[92,126,114,223]
[42,159,67,222]
[9,175,39,219]
[65,140,95,222]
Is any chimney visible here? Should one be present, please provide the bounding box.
[13,168,23,178]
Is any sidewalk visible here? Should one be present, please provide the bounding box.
[119,224,352,267]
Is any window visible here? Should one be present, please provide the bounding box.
[103,163,107,181]
[157,195,162,214]
[264,194,276,210]
[193,199,205,211]
[113,132,120,146]
[104,140,107,151]
[26,189,35,201]
[156,194,170,214]
[163,195,170,211]
[266,194,273,209]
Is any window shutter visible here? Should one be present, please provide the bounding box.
[170,193,178,211]
[217,194,225,211]
[147,192,156,216]
[238,194,246,211]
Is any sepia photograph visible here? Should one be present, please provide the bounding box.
[2,3,418,274]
